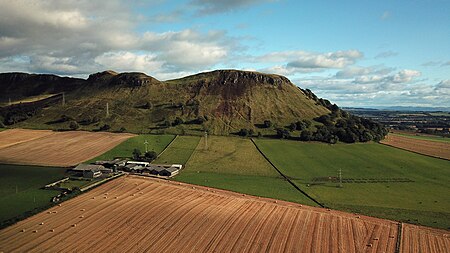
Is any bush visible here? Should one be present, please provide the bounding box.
[172,117,184,126]
[132,148,141,160]
[263,120,272,128]
[300,130,312,141]
[144,151,157,161]
[99,124,110,131]
[69,121,79,130]
[276,128,290,139]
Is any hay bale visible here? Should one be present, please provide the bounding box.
[33,230,38,233]
[39,222,44,225]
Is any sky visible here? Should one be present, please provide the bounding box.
[0,0,449,107]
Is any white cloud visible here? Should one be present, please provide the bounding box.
[0,0,232,77]
[257,50,363,74]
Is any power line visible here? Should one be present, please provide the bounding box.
[144,140,149,153]
[204,131,208,150]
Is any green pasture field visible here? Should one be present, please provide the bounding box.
[392,133,450,143]
[254,139,450,229]
[174,136,318,206]
[87,134,175,162]
[153,135,201,165]
[0,164,67,226]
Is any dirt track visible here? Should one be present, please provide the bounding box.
[1,176,447,253]
[0,129,135,166]
[381,134,450,160]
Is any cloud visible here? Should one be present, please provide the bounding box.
[380,11,390,20]
[335,66,394,79]
[291,68,444,107]
[375,50,398,59]
[441,61,450,67]
[256,50,363,75]
[189,0,274,15]
[0,0,233,78]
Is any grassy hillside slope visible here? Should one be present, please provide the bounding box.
[1,70,329,135]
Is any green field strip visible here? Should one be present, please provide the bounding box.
[86,134,175,162]
[173,136,319,206]
[253,138,450,229]
[153,135,201,165]
[250,138,324,207]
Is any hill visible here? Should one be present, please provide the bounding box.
[0,69,385,140]
[0,70,328,134]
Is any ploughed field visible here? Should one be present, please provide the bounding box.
[5,175,447,253]
[381,133,450,160]
[0,129,135,166]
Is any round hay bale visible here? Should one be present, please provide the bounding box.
[58,204,62,207]
[72,224,77,227]
[21,229,26,232]
[39,222,44,225]
[80,209,85,211]
[50,229,55,232]
[79,215,84,218]
[33,230,38,233]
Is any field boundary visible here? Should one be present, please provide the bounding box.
[156,135,178,159]
[380,142,450,161]
[250,138,324,208]
[395,222,403,253]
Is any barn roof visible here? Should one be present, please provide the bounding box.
[73,164,105,171]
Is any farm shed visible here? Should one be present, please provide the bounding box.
[149,165,165,175]
[83,169,102,179]
[72,164,106,177]
[159,167,179,177]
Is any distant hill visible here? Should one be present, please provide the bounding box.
[0,69,386,142]
[0,70,329,134]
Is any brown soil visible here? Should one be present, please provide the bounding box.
[0,129,54,149]
[3,176,446,253]
[381,134,450,160]
[0,129,135,166]
[401,223,450,253]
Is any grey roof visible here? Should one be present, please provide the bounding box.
[73,164,105,171]
[162,167,179,173]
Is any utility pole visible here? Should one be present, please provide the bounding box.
[204,131,208,150]
[338,169,343,188]
[106,102,110,118]
[62,92,65,106]
[144,140,148,153]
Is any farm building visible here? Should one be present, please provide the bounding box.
[159,167,180,177]
[149,165,165,175]
[72,164,109,178]
[83,169,102,179]
[95,159,127,168]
